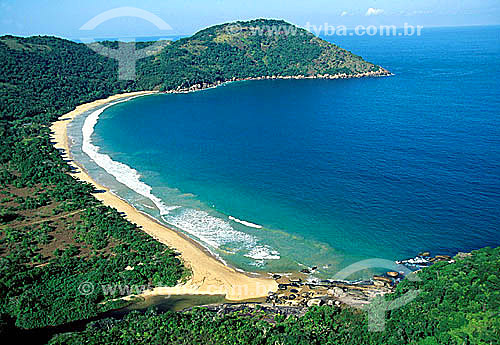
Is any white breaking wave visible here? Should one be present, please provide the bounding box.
[82,101,179,216]
[81,99,280,263]
[164,208,256,249]
[228,216,263,229]
[245,245,281,260]
[165,209,280,260]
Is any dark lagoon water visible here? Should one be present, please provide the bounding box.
[68,26,500,277]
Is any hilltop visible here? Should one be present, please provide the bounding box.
[0,19,388,120]
[135,19,389,90]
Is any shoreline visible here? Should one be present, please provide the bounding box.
[162,68,392,93]
[49,71,390,300]
[47,76,467,308]
[50,91,278,300]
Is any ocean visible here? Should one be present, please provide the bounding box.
[68,25,500,277]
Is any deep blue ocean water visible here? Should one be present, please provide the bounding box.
[69,26,500,276]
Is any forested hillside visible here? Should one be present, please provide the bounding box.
[0,19,386,122]
[134,19,386,90]
[0,30,186,336]
[0,35,133,121]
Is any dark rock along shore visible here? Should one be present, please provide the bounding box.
[186,251,459,316]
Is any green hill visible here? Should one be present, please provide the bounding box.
[0,19,387,337]
[134,19,388,90]
[0,19,388,121]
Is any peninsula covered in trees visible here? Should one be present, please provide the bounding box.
[0,19,388,123]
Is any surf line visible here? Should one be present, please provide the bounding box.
[228,216,263,229]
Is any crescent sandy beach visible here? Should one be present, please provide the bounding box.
[50,91,278,301]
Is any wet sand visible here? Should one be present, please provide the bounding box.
[50,91,277,300]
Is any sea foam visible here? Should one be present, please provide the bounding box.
[165,209,260,251]
[82,100,280,264]
[228,216,263,229]
[82,101,179,216]
[165,209,280,262]
[245,245,281,260]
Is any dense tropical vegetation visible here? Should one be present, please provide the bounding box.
[0,19,384,120]
[49,247,500,345]
[134,19,384,91]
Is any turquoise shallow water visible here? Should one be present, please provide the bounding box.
[68,26,500,277]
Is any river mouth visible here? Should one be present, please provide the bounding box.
[109,294,228,315]
[18,294,230,345]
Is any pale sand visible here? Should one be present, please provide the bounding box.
[50,91,277,300]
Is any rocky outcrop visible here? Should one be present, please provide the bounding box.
[266,274,393,309]
[266,251,461,309]
[163,69,392,95]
